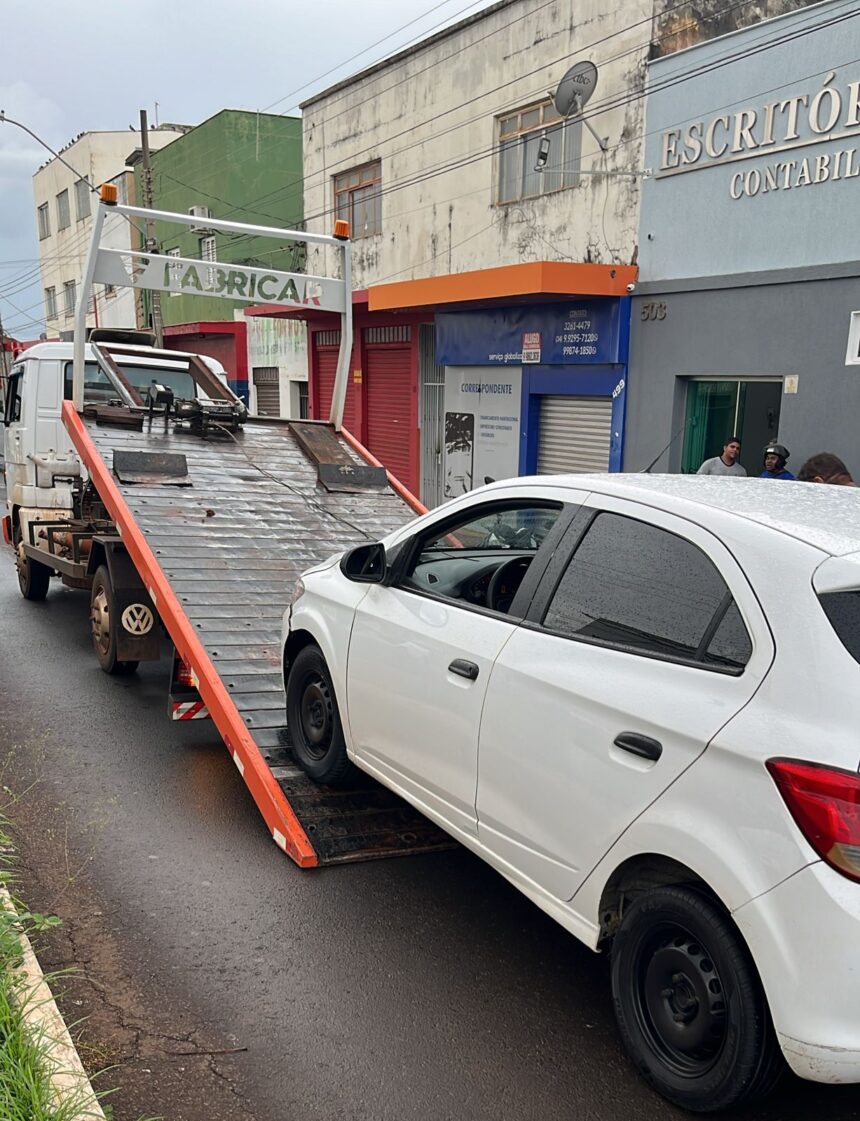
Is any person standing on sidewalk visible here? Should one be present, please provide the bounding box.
[760,443,795,480]
[697,437,746,476]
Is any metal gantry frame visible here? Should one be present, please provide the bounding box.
[73,193,353,429]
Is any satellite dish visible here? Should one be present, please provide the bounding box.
[553,60,598,118]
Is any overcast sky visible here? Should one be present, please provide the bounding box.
[0,0,496,338]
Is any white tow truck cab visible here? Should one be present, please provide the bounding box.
[1,329,245,667]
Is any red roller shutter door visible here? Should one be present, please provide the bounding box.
[366,347,416,493]
[314,347,357,432]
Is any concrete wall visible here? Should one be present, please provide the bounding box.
[33,130,180,332]
[650,0,820,57]
[145,110,303,327]
[301,0,652,289]
[640,0,860,280]
[242,313,308,419]
[624,273,860,476]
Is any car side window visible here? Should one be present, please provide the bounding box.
[398,501,563,614]
[541,512,751,670]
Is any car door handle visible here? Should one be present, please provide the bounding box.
[613,732,663,762]
[448,658,479,681]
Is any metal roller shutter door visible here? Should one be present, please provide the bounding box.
[252,368,280,417]
[537,395,612,474]
[366,347,415,493]
[314,347,357,431]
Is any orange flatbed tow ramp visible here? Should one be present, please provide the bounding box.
[63,401,454,868]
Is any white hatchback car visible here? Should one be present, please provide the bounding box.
[282,474,860,1112]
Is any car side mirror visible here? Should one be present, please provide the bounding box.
[341,542,387,583]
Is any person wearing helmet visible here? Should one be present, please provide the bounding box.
[760,443,795,480]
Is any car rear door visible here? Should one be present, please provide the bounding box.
[475,495,774,901]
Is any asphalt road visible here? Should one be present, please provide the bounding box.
[0,521,859,1120]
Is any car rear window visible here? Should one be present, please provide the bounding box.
[819,591,860,663]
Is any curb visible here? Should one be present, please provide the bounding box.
[1,886,106,1120]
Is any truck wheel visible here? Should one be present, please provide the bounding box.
[15,532,51,601]
[286,645,355,786]
[610,885,782,1112]
[89,565,139,676]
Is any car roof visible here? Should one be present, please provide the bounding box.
[508,473,860,557]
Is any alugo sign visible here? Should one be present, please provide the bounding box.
[93,248,346,313]
[657,69,860,200]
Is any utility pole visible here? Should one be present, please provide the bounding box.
[139,109,164,347]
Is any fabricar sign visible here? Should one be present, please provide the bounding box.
[92,248,346,312]
[656,68,860,200]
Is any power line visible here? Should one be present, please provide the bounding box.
[262,0,492,113]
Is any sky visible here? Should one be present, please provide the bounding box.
[0,0,498,339]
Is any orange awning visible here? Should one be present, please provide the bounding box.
[369,261,637,312]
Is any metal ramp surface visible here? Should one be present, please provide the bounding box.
[63,404,454,867]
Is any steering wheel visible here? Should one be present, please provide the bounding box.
[486,556,532,613]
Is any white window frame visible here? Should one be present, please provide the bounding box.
[37,203,50,240]
[74,179,91,221]
[333,160,382,239]
[199,235,216,288]
[57,189,71,231]
[167,247,182,296]
[846,311,860,367]
[45,286,57,320]
[496,100,582,205]
[63,280,76,318]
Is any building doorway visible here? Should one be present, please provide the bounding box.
[682,379,782,476]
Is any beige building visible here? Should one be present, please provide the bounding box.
[33,128,183,334]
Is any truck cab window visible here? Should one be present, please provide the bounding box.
[3,368,23,425]
[63,361,117,404]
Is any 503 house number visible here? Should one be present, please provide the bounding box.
[641,302,667,321]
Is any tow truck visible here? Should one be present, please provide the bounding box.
[1,185,450,867]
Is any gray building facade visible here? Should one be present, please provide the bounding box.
[625,0,860,478]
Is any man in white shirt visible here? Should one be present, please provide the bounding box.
[697,437,746,477]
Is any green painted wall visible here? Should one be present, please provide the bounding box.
[140,110,303,326]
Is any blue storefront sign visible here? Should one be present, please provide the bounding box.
[436,300,621,366]
[434,298,631,485]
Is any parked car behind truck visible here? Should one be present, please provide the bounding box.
[284,473,860,1111]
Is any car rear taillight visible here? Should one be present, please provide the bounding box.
[767,758,860,882]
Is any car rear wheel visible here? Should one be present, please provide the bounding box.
[286,645,355,786]
[611,885,782,1113]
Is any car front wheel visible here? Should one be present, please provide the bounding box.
[286,645,355,786]
[610,885,782,1113]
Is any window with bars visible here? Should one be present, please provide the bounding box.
[37,203,50,240]
[167,247,182,295]
[57,189,71,231]
[104,284,116,299]
[200,235,216,287]
[74,179,91,221]
[45,287,57,320]
[497,101,581,204]
[334,160,381,238]
[299,381,309,419]
[63,280,76,317]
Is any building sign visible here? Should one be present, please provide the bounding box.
[522,331,542,363]
[443,366,522,496]
[657,68,860,199]
[94,248,346,312]
[436,302,620,365]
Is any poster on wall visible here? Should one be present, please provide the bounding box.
[443,367,522,497]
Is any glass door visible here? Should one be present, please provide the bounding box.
[682,380,782,475]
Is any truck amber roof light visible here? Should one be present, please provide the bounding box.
[100,183,118,205]
[333,220,350,240]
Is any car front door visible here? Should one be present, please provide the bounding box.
[475,496,774,901]
[345,493,573,838]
